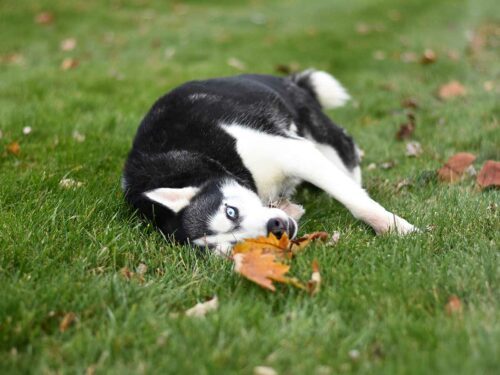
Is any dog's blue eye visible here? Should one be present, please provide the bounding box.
[225,205,239,220]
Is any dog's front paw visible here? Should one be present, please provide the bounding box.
[375,213,419,235]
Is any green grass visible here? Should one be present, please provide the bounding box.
[1,0,499,373]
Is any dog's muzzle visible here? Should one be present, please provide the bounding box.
[266,217,298,239]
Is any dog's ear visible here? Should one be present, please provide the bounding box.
[143,187,200,213]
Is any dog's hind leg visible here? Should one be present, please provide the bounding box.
[282,141,417,235]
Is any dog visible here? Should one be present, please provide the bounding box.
[122,70,417,254]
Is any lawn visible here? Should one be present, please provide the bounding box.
[0,0,499,373]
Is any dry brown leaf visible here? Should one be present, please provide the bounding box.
[421,49,437,64]
[35,11,54,25]
[232,233,327,291]
[120,266,134,280]
[307,260,321,295]
[437,152,476,182]
[6,141,20,155]
[401,98,419,109]
[59,312,76,332]
[476,160,500,189]
[233,250,292,291]
[233,233,289,256]
[61,58,79,70]
[185,296,218,317]
[396,122,415,140]
[445,295,462,315]
[438,81,467,100]
[289,232,329,254]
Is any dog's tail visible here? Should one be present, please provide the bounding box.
[290,69,351,109]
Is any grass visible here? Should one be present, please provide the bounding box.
[0,0,499,373]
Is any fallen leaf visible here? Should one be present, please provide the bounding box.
[233,233,289,256]
[445,295,462,315]
[233,250,293,291]
[59,312,76,332]
[367,163,377,171]
[61,58,79,70]
[437,152,476,182]
[476,160,500,189]
[420,49,437,64]
[438,81,467,100]
[0,53,25,65]
[396,122,415,140]
[289,232,329,254]
[254,366,277,375]
[7,142,20,155]
[60,38,77,51]
[227,57,246,71]
[185,296,218,317]
[232,233,327,291]
[35,11,54,25]
[401,97,419,109]
[405,141,422,157]
[120,266,134,280]
[307,260,321,295]
[59,178,83,189]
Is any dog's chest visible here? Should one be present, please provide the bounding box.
[221,124,300,201]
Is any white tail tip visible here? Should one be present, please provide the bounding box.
[308,70,351,109]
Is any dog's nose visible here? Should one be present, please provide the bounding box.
[266,218,287,238]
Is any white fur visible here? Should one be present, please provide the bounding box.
[222,123,416,235]
[308,70,351,109]
[222,124,288,201]
[144,186,200,213]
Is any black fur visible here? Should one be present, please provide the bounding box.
[123,72,358,242]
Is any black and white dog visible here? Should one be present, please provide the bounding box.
[123,70,417,254]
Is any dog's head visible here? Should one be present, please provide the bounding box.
[144,179,302,254]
